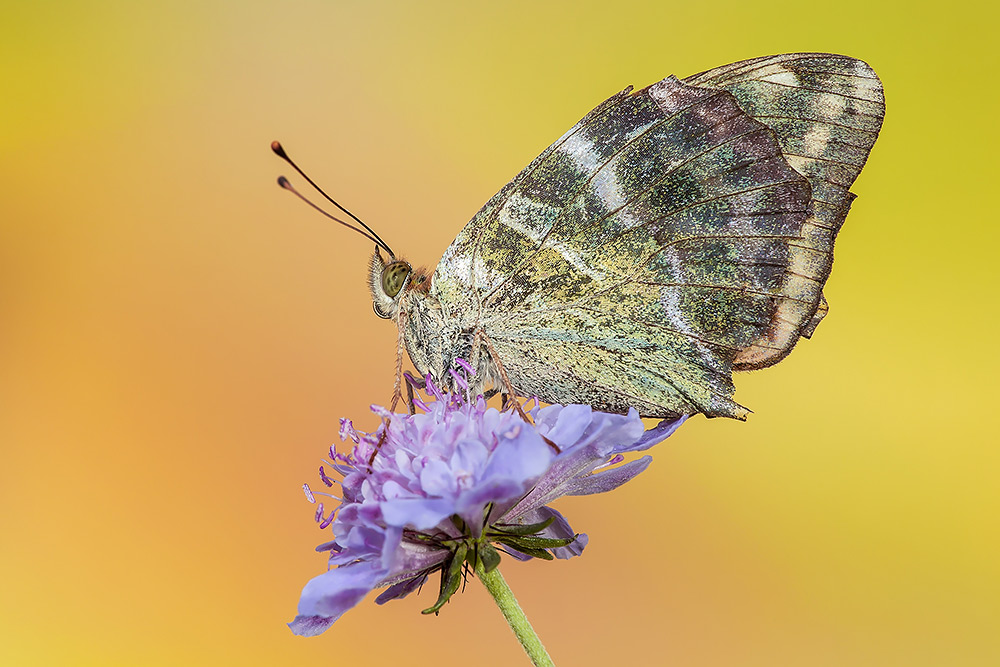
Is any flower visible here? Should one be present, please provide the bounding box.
[289,372,686,636]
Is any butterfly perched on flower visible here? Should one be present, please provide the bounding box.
[278,53,884,420]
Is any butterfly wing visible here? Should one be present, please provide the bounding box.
[685,53,885,366]
[431,55,880,419]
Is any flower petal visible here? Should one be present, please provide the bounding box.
[508,408,684,520]
[625,415,688,452]
[290,559,386,635]
[380,496,456,530]
[537,404,593,448]
[375,573,429,604]
[564,455,653,496]
[293,374,688,632]
[288,614,336,637]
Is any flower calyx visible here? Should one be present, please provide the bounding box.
[420,514,579,615]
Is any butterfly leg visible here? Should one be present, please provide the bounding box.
[369,306,410,466]
[476,329,531,422]
[476,330,558,452]
[403,371,426,415]
[389,307,408,413]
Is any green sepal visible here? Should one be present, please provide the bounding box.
[406,531,440,544]
[495,540,555,560]
[450,515,469,533]
[422,542,468,615]
[499,534,579,550]
[488,516,556,537]
[475,542,502,574]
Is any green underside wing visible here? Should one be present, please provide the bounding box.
[398,53,885,419]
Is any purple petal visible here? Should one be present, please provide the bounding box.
[498,546,534,561]
[535,405,642,456]
[625,415,688,452]
[375,573,429,604]
[379,496,455,530]
[479,421,552,482]
[389,539,452,575]
[378,526,405,570]
[506,408,685,519]
[504,452,594,520]
[418,458,457,496]
[451,438,489,478]
[564,456,653,496]
[288,614,336,637]
[315,540,339,553]
[456,478,532,532]
[290,559,387,635]
[553,532,588,559]
[538,404,594,448]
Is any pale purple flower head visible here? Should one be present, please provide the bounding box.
[289,373,685,636]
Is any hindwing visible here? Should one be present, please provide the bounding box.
[686,53,885,364]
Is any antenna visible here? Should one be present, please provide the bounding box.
[271,141,395,257]
[276,177,391,251]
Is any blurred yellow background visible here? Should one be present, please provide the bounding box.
[2,1,997,665]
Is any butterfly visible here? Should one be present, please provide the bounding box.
[280,53,884,420]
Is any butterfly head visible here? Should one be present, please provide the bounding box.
[369,247,409,319]
[370,247,432,319]
[269,141,422,321]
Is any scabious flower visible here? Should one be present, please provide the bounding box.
[289,370,686,637]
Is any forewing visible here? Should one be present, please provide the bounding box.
[686,53,885,365]
[432,88,636,320]
[433,75,812,418]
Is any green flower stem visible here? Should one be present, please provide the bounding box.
[476,563,554,667]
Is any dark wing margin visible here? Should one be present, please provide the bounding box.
[686,53,885,368]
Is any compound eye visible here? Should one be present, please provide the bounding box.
[381,261,411,298]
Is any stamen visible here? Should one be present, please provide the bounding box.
[339,418,359,443]
[315,541,339,553]
[454,357,476,376]
[448,368,468,391]
[425,374,445,403]
[303,484,316,503]
[593,454,626,471]
[370,404,392,419]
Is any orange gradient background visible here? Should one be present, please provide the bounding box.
[3,1,997,665]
